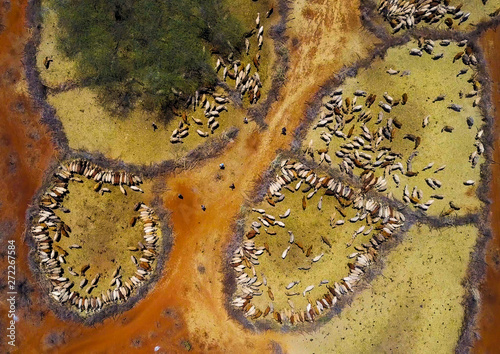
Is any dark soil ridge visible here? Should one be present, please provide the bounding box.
[23,157,175,326]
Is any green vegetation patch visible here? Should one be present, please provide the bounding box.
[287,223,478,353]
[47,0,245,113]
[37,0,277,164]
[302,38,485,217]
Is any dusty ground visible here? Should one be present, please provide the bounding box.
[0,0,56,351]
[2,0,498,353]
[474,26,500,353]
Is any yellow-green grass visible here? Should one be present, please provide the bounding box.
[215,0,279,101]
[36,0,278,165]
[43,175,159,312]
[35,5,78,88]
[235,168,396,319]
[286,223,478,353]
[456,0,500,30]
[46,87,248,164]
[371,0,499,34]
[303,39,484,217]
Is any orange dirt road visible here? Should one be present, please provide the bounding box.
[0,0,381,353]
[474,25,500,354]
[0,0,55,350]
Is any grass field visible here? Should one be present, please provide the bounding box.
[36,0,278,165]
[302,39,485,217]
[371,0,499,34]
[56,178,157,299]
[286,223,478,353]
[232,161,405,323]
[34,166,161,315]
[46,87,249,164]
[36,6,77,87]
[218,0,277,98]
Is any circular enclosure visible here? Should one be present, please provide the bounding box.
[29,158,168,319]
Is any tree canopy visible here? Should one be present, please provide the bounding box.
[51,0,245,114]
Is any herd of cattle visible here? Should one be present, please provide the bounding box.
[169,94,229,143]
[230,32,487,325]
[169,10,272,144]
[305,38,482,216]
[231,160,406,325]
[216,11,268,104]
[377,0,479,32]
[31,159,161,314]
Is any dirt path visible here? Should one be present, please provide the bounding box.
[0,0,56,349]
[0,1,381,353]
[474,25,500,353]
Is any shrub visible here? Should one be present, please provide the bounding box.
[50,0,245,117]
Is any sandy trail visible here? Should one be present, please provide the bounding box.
[474,25,500,353]
[0,0,55,348]
[0,0,382,352]
[3,0,499,353]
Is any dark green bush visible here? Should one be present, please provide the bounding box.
[51,0,245,115]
